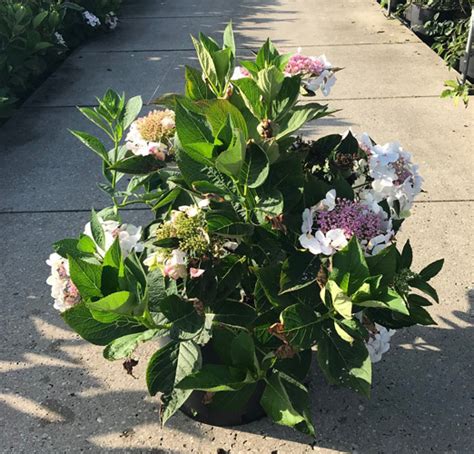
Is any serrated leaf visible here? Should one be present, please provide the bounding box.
[176,364,253,391]
[62,303,145,346]
[281,303,321,349]
[70,130,108,161]
[90,209,105,250]
[103,329,159,360]
[68,255,102,298]
[123,96,143,130]
[419,259,444,281]
[146,341,201,424]
[316,324,372,397]
[110,155,166,174]
[239,142,269,189]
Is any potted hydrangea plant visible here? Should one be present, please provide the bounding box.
[47,23,443,435]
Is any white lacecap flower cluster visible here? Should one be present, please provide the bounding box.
[125,110,176,159]
[46,219,143,312]
[366,323,396,363]
[357,133,423,219]
[105,12,118,30]
[299,189,394,257]
[82,11,101,28]
[54,32,66,47]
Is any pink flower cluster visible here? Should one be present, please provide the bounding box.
[317,198,384,244]
[285,54,326,76]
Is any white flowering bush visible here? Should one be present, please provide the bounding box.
[48,24,443,435]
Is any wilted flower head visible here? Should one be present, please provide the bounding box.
[105,12,118,30]
[126,109,176,159]
[82,11,101,28]
[46,253,81,312]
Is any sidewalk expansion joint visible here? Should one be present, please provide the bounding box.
[78,41,421,54]
[1,199,472,216]
[24,94,443,110]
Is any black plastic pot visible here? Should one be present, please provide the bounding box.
[180,381,266,426]
[410,5,437,35]
[459,51,474,80]
[179,342,267,426]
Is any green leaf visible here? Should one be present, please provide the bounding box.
[330,237,370,295]
[62,303,145,346]
[279,252,320,294]
[103,329,159,360]
[317,325,372,397]
[146,341,201,424]
[160,295,204,339]
[192,37,219,92]
[77,235,96,254]
[201,99,248,140]
[33,11,48,28]
[256,38,279,68]
[409,277,439,303]
[231,332,259,374]
[185,66,212,101]
[87,291,134,314]
[401,240,413,268]
[175,100,214,162]
[260,371,311,434]
[90,209,106,250]
[419,259,444,282]
[101,239,125,296]
[110,155,165,174]
[281,303,322,349]
[254,264,295,308]
[176,364,253,392]
[53,238,91,259]
[239,142,269,189]
[272,76,301,120]
[68,256,102,298]
[276,103,329,140]
[324,280,352,319]
[256,66,285,106]
[254,187,284,222]
[213,48,233,87]
[206,212,254,238]
[122,96,143,130]
[70,130,108,161]
[211,301,257,328]
[232,77,265,119]
[354,288,409,315]
[223,21,236,55]
[208,383,257,412]
[365,244,399,286]
[215,127,246,177]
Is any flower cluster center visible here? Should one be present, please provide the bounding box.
[317,199,384,243]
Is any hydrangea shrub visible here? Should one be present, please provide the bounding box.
[48,23,443,436]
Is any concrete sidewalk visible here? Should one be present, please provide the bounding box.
[0,0,472,453]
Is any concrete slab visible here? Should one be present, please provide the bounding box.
[24,50,179,108]
[84,9,416,53]
[0,202,471,453]
[25,41,451,108]
[281,42,454,100]
[0,108,111,212]
[303,96,473,202]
